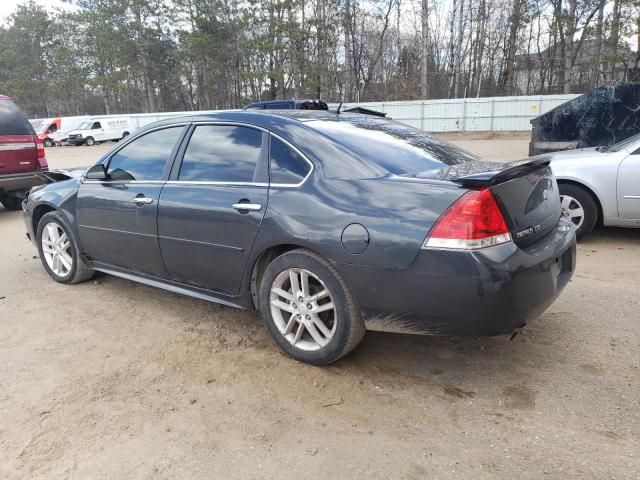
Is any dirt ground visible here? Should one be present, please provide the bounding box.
[0,136,639,479]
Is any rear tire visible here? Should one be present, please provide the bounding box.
[259,249,365,365]
[1,195,22,211]
[85,137,95,146]
[36,211,94,284]
[559,183,598,240]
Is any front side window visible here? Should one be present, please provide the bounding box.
[270,136,311,185]
[92,122,102,129]
[107,126,184,181]
[179,125,264,182]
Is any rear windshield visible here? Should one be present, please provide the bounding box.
[0,99,35,135]
[308,117,478,175]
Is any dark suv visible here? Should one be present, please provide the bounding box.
[0,95,48,210]
[244,99,329,110]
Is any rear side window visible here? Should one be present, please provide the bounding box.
[0,99,35,135]
[179,125,264,183]
[107,126,184,181]
[270,136,311,185]
[309,118,479,175]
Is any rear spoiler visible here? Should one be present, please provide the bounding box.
[451,157,551,188]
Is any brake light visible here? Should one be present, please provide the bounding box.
[423,188,512,250]
[33,135,48,169]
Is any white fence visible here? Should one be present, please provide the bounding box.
[34,94,580,135]
[330,94,580,132]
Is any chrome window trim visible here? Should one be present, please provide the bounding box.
[186,121,315,189]
[98,123,190,166]
[86,120,315,189]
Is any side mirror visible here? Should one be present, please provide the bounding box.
[86,164,108,180]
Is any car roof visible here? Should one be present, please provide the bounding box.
[144,109,366,131]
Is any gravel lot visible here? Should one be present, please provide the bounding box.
[1,136,638,479]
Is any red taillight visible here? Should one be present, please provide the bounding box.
[423,188,512,250]
[33,135,48,169]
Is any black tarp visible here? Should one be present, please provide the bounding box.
[529,82,640,155]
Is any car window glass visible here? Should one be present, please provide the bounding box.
[309,117,478,175]
[0,100,34,135]
[270,136,310,185]
[92,122,101,129]
[107,127,183,181]
[265,103,291,109]
[179,125,263,182]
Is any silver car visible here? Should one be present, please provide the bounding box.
[549,132,640,238]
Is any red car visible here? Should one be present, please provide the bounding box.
[0,95,48,210]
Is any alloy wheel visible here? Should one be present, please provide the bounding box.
[560,194,585,230]
[41,222,73,277]
[269,268,337,351]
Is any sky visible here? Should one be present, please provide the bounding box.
[1,0,70,25]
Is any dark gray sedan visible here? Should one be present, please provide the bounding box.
[23,111,576,365]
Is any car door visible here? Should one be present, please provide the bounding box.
[618,148,640,219]
[157,123,269,295]
[76,125,187,277]
[90,121,105,141]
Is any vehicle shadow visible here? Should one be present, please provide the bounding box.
[580,226,640,245]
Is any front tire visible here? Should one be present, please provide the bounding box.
[37,211,94,284]
[259,249,365,365]
[84,137,95,146]
[558,183,598,240]
[43,138,54,147]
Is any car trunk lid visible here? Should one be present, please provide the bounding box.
[453,158,561,247]
[413,157,562,247]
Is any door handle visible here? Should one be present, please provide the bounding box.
[133,196,154,205]
[232,203,262,212]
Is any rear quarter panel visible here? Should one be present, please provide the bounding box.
[251,174,464,270]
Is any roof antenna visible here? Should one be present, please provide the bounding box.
[336,101,343,114]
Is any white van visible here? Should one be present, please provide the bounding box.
[67,117,132,146]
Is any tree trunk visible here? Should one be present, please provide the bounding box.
[421,0,429,99]
[563,0,576,94]
[344,0,352,101]
[607,0,621,80]
[590,0,605,88]
[453,0,464,98]
[503,0,522,96]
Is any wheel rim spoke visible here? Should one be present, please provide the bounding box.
[305,321,326,346]
[314,302,334,314]
[270,299,295,313]
[59,252,73,271]
[300,271,310,297]
[293,322,305,344]
[284,314,297,335]
[311,314,332,338]
[569,207,584,219]
[307,289,329,302]
[271,287,294,302]
[289,270,301,296]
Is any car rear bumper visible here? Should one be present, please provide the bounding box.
[0,171,47,195]
[336,216,576,336]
